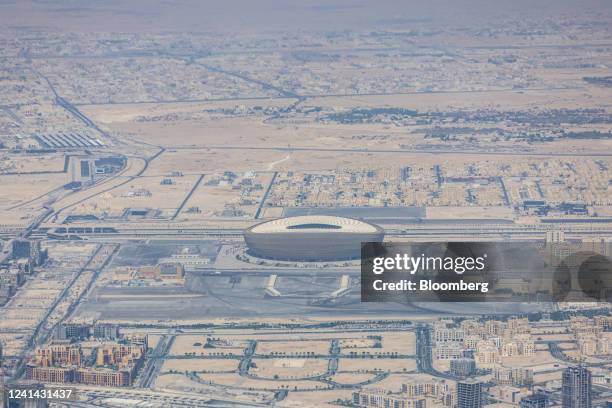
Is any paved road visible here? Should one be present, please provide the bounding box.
[169,144,612,157]
[12,244,111,380]
[548,341,579,363]
[139,335,176,388]
[238,340,258,378]
[172,173,205,220]
[415,325,460,380]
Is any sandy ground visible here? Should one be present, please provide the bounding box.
[256,340,330,355]
[337,359,416,373]
[162,358,238,372]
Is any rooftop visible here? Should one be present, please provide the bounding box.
[248,215,380,234]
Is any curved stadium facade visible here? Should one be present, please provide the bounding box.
[244,215,384,261]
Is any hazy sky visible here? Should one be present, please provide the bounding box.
[0,0,610,33]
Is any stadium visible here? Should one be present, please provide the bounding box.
[244,215,385,261]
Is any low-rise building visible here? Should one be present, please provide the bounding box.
[353,389,426,408]
[26,336,145,387]
[494,368,534,387]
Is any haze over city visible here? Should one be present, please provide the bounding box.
[0,1,610,407]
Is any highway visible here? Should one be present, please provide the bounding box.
[38,218,612,241]
[196,62,302,100]
[12,244,113,380]
[47,147,163,222]
[44,244,120,345]
[172,174,205,220]
[169,143,612,158]
[254,171,278,219]
[138,334,176,388]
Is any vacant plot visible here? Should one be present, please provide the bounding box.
[162,358,238,373]
[250,358,328,380]
[338,358,416,373]
[256,340,331,356]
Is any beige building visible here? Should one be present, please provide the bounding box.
[352,390,425,408]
